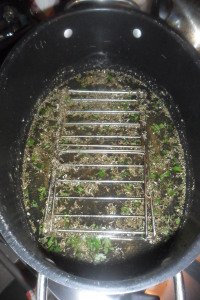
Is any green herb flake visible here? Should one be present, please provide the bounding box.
[86,236,101,253]
[175,217,181,225]
[46,236,61,253]
[151,123,165,135]
[27,138,35,147]
[97,169,106,179]
[129,114,140,123]
[31,200,38,208]
[38,186,47,201]
[172,165,182,173]
[102,238,113,255]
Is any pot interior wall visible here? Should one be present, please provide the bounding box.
[0,8,200,288]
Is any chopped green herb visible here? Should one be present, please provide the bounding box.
[66,235,81,255]
[45,236,61,253]
[154,198,161,205]
[167,188,176,197]
[86,236,102,253]
[160,170,171,181]
[121,206,132,215]
[175,217,181,225]
[151,123,165,135]
[102,238,113,254]
[31,200,38,208]
[75,185,84,195]
[27,138,35,147]
[38,186,47,201]
[106,73,113,83]
[97,169,106,179]
[172,165,182,173]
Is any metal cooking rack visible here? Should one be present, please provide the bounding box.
[43,89,156,240]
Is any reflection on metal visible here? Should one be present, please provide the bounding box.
[159,0,200,52]
[37,274,48,300]
[65,0,139,10]
[63,28,73,39]
[133,28,142,38]
[173,272,186,300]
[58,164,144,168]
[69,89,140,94]
[133,0,154,13]
[78,290,117,300]
[48,279,120,300]
[65,0,154,13]
[65,122,141,127]
[70,98,139,102]
[56,196,145,200]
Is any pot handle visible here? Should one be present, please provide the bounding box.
[65,0,140,10]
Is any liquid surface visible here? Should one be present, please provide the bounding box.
[22,69,186,264]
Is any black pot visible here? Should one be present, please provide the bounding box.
[0,6,200,294]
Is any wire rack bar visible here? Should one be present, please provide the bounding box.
[65,122,140,127]
[69,89,140,95]
[55,196,145,201]
[59,164,144,168]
